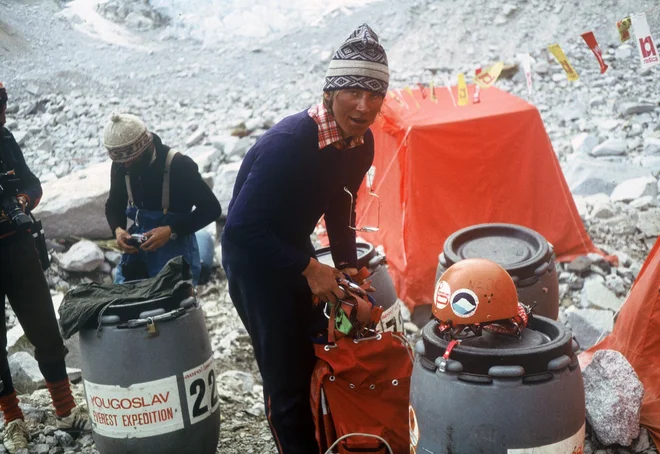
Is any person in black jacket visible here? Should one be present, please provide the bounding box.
[104,113,222,285]
[0,82,91,453]
[221,24,389,453]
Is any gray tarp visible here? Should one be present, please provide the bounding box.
[58,256,193,339]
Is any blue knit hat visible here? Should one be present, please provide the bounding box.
[324,23,389,96]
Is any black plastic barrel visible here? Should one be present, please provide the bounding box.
[436,223,559,320]
[79,291,220,454]
[410,316,585,453]
[315,241,403,332]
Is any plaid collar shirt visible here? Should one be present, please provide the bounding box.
[308,103,365,150]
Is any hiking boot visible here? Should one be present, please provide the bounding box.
[3,418,29,453]
[56,404,92,433]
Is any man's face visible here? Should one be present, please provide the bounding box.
[123,142,154,173]
[326,89,384,138]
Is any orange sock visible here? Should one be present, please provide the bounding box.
[0,392,24,423]
[46,379,76,418]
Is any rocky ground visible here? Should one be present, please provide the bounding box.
[1,0,660,452]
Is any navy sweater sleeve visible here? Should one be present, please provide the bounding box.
[324,133,375,269]
[105,162,127,236]
[222,133,312,274]
[168,155,222,237]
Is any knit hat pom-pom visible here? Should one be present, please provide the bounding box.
[110,113,123,123]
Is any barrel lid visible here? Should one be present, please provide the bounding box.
[315,241,377,269]
[99,292,190,323]
[420,316,574,375]
[442,223,552,280]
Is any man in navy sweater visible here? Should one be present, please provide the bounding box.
[221,23,389,453]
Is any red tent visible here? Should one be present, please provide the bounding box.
[580,237,660,447]
[354,85,600,314]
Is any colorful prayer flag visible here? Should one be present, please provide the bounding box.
[474,61,504,88]
[416,83,427,99]
[457,73,469,106]
[631,13,659,69]
[517,53,533,96]
[442,75,457,107]
[581,31,609,73]
[429,80,437,103]
[548,43,579,81]
[617,17,632,43]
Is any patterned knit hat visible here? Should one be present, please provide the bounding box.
[103,113,152,163]
[324,23,389,96]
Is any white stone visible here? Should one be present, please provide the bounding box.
[596,119,620,132]
[572,195,588,218]
[185,129,205,147]
[591,202,615,219]
[183,145,222,173]
[638,209,660,237]
[8,352,46,393]
[6,324,34,357]
[571,133,598,155]
[212,161,242,212]
[12,130,29,145]
[58,240,105,273]
[584,350,644,446]
[630,195,656,209]
[590,138,627,157]
[105,250,122,265]
[565,307,614,350]
[33,161,113,239]
[584,193,611,208]
[610,176,657,203]
[583,277,623,311]
[615,45,633,60]
[644,137,660,155]
[562,157,650,196]
[619,102,656,116]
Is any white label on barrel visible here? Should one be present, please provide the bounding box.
[84,376,184,438]
[377,299,404,333]
[507,423,585,453]
[183,355,220,425]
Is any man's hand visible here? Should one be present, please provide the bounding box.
[141,226,172,252]
[339,268,359,277]
[17,195,28,213]
[302,258,346,303]
[115,227,139,254]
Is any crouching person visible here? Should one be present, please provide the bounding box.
[104,113,222,285]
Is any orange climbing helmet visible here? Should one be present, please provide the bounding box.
[432,258,520,326]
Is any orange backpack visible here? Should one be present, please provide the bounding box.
[310,331,413,453]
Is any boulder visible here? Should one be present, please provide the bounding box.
[583,350,644,446]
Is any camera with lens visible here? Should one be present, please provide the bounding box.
[0,171,32,232]
[126,233,147,248]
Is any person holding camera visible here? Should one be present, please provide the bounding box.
[104,113,222,285]
[0,82,91,453]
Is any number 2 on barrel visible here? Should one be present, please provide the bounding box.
[190,379,208,418]
[184,357,220,425]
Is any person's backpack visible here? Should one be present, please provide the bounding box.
[310,278,413,454]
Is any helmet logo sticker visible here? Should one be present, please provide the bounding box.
[434,280,451,310]
[450,289,479,318]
